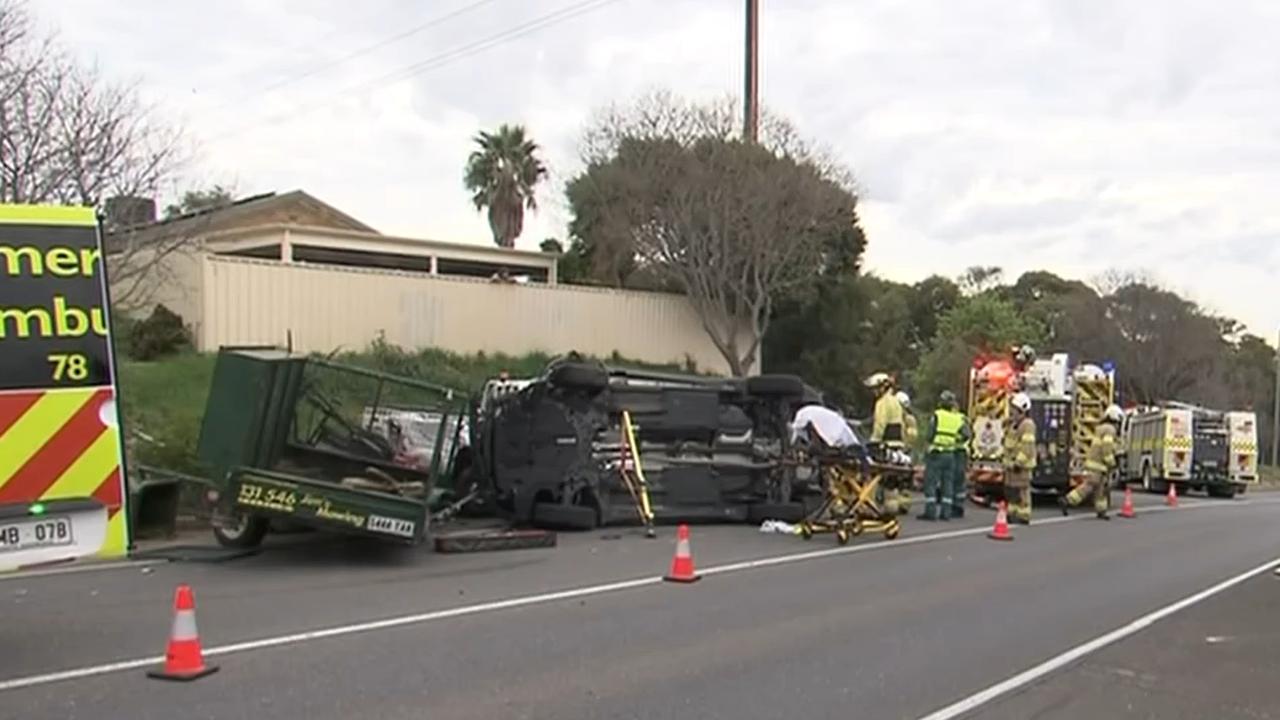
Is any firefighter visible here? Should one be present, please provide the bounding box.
[1060,403,1122,519]
[1004,392,1036,525]
[865,372,905,451]
[919,390,966,520]
[895,390,918,515]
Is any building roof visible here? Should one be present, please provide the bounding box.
[104,190,377,252]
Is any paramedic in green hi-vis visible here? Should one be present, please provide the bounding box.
[919,390,966,521]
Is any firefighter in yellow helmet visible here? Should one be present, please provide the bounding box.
[894,390,918,515]
[865,373,905,449]
[1060,403,1122,519]
[1004,392,1037,524]
[865,373,905,513]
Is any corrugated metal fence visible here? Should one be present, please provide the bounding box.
[198,255,740,374]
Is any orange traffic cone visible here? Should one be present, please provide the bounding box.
[988,501,1014,541]
[1166,482,1178,507]
[1119,486,1136,519]
[664,524,701,583]
[147,584,218,681]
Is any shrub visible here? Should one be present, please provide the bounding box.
[126,304,192,361]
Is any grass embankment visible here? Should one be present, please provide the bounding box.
[118,344,698,477]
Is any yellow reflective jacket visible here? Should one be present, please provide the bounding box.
[1004,416,1037,470]
[1085,423,1118,474]
[929,408,965,452]
[872,392,905,445]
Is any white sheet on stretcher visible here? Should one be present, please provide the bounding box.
[790,404,860,449]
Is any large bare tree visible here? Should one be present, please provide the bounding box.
[0,0,189,313]
[567,91,863,376]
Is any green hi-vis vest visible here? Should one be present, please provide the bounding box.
[931,409,965,452]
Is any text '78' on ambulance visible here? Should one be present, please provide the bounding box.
[0,204,131,572]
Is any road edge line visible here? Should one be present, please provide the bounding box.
[915,555,1280,720]
[0,497,1269,693]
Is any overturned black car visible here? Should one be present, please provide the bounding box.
[461,356,825,530]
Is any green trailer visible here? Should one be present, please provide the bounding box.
[197,347,464,548]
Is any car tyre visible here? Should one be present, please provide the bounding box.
[548,362,609,393]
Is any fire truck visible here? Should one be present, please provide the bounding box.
[966,347,1117,504]
[1120,403,1257,498]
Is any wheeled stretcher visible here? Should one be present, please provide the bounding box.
[797,443,912,545]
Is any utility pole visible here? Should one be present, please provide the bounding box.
[744,0,759,143]
[1273,329,1279,466]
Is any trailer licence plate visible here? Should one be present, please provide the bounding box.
[0,517,74,553]
[367,514,415,538]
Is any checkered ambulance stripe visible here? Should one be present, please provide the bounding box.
[0,387,127,558]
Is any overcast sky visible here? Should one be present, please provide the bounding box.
[30,0,1280,337]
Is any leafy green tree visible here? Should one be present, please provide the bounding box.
[913,295,1044,408]
[907,275,961,348]
[767,274,915,413]
[566,93,863,376]
[1222,333,1276,462]
[463,124,547,248]
[163,185,234,219]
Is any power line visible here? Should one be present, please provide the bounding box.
[207,0,623,143]
[248,0,505,99]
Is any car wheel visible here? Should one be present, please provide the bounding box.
[548,362,609,393]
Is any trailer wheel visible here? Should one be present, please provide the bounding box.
[213,514,269,549]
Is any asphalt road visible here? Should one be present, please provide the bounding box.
[1,491,1278,720]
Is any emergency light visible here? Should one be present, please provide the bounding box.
[28,502,46,516]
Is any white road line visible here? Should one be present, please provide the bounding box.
[0,497,1269,693]
[916,555,1280,720]
[0,558,166,583]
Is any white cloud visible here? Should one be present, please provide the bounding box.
[27,0,1280,336]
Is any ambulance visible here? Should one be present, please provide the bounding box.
[0,204,130,571]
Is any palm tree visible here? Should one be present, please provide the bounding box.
[463,124,548,248]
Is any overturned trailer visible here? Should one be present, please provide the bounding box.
[464,357,824,530]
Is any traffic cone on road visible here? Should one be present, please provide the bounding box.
[1166,482,1179,508]
[1119,486,1136,519]
[664,524,701,583]
[147,584,218,681]
[988,501,1014,541]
